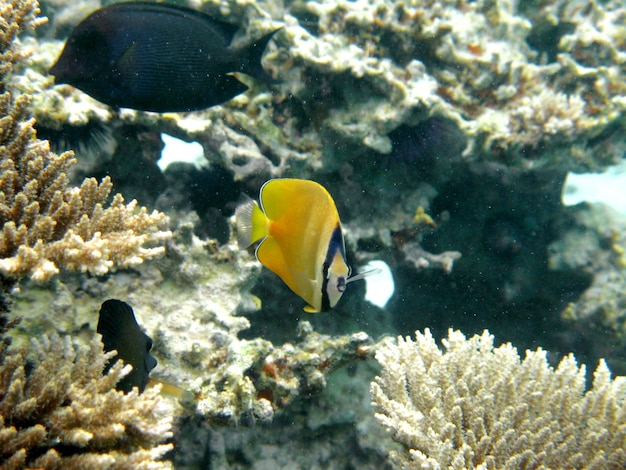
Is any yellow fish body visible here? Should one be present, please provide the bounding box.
[235,179,351,312]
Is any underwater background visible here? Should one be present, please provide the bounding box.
[2,0,626,468]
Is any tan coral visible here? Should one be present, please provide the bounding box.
[0,332,173,469]
[0,0,46,89]
[0,94,171,281]
[371,329,626,469]
[0,0,171,282]
[507,89,587,148]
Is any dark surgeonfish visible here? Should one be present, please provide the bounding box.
[97,299,157,393]
[50,2,280,112]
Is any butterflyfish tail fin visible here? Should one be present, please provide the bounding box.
[346,267,382,284]
[235,198,269,249]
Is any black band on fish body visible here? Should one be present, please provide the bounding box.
[321,225,348,312]
[321,271,331,312]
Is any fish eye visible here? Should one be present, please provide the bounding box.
[337,276,346,292]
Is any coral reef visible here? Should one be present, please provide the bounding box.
[2,0,625,466]
[31,0,626,171]
[18,1,625,346]
[0,0,46,88]
[548,202,626,373]
[24,0,625,193]
[371,328,626,469]
[0,0,171,283]
[229,320,372,418]
[192,319,373,425]
[8,220,375,428]
[0,329,173,469]
[173,360,392,469]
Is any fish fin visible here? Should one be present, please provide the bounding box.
[347,267,382,284]
[217,74,249,103]
[257,237,320,310]
[238,28,282,84]
[303,305,320,313]
[114,43,138,80]
[235,197,269,249]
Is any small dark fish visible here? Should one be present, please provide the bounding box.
[97,299,157,393]
[50,2,280,112]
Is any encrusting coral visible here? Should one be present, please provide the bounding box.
[0,0,171,283]
[371,329,626,470]
[0,323,174,469]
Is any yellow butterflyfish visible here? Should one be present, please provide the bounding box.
[236,179,369,312]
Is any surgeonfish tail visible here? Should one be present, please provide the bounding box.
[235,198,269,249]
[239,28,282,84]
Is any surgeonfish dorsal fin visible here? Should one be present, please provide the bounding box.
[235,197,269,249]
[238,28,283,85]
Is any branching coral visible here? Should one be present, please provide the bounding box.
[371,329,626,469]
[508,89,586,148]
[0,0,45,90]
[0,332,173,469]
[0,0,171,282]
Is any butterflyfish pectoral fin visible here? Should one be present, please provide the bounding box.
[347,267,382,283]
[235,198,269,249]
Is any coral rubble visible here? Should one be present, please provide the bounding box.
[371,328,626,469]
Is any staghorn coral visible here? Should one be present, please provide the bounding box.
[0,331,173,469]
[371,328,626,470]
[0,0,171,282]
[0,0,46,90]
